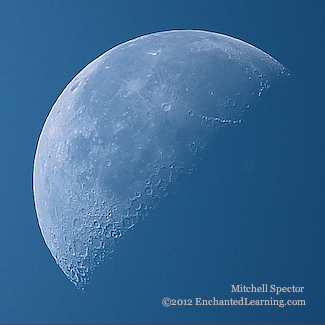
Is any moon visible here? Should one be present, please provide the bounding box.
[33,30,289,288]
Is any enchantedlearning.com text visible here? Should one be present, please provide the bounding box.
[162,297,306,308]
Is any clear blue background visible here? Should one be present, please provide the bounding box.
[0,0,324,323]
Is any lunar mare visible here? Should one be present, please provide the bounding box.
[33,30,289,288]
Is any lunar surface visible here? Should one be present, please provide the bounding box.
[33,30,289,288]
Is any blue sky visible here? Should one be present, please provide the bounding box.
[0,0,324,323]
